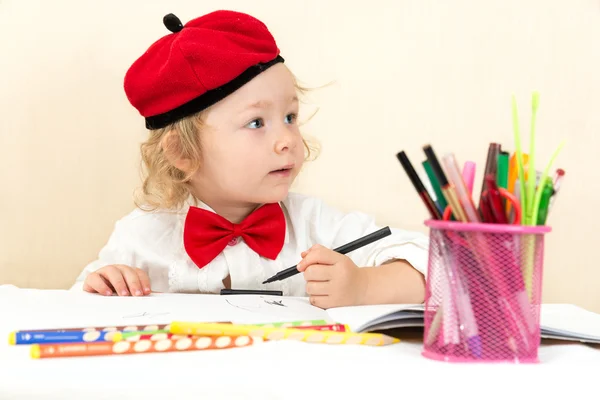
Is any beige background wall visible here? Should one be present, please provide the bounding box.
[1,0,598,312]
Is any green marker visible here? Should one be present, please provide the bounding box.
[252,319,329,328]
[531,140,565,225]
[119,319,331,340]
[422,160,447,211]
[536,177,554,225]
[120,329,169,340]
[497,151,509,190]
[526,92,540,225]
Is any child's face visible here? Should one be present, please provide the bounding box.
[191,64,305,206]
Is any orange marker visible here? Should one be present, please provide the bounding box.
[507,153,529,214]
[30,335,258,359]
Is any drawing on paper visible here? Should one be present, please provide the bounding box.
[223,295,329,323]
[224,296,283,313]
[122,311,171,320]
[264,299,286,307]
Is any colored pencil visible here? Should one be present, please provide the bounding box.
[120,323,349,342]
[30,335,257,359]
[170,322,398,346]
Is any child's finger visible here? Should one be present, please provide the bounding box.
[303,264,332,281]
[83,273,113,296]
[135,268,152,295]
[309,295,330,309]
[99,266,130,296]
[301,244,317,257]
[298,245,342,271]
[119,266,144,296]
[305,280,330,296]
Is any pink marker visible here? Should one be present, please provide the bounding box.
[462,162,476,195]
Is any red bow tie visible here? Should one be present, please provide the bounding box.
[183,203,286,269]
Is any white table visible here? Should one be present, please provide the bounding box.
[1,287,598,399]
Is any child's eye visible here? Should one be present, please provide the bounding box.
[245,118,264,129]
[285,113,297,124]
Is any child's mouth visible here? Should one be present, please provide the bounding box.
[269,165,293,176]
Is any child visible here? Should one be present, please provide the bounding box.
[71,10,429,309]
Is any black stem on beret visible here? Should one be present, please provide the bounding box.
[163,13,184,33]
[145,55,285,130]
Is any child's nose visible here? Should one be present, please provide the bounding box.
[274,126,296,154]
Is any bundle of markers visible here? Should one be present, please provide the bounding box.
[397,92,564,363]
[397,93,564,227]
[9,319,399,359]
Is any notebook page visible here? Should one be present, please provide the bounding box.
[326,304,424,332]
[540,304,600,341]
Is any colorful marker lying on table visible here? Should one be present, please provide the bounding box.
[253,319,329,328]
[121,324,349,341]
[9,330,121,345]
[262,226,392,284]
[30,335,258,359]
[170,322,399,346]
[10,323,171,334]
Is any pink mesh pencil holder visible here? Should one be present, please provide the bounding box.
[422,220,551,363]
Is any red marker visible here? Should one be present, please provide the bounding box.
[549,168,565,212]
[485,175,508,224]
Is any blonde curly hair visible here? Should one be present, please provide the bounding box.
[134,81,320,211]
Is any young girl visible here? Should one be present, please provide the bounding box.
[71,10,429,309]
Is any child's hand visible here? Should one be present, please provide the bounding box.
[83,265,151,297]
[297,245,368,309]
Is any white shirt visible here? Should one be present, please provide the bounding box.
[71,192,429,296]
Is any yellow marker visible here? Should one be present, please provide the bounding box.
[507,153,529,215]
[167,322,399,346]
[111,332,124,342]
[30,344,41,359]
[8,332,16,345]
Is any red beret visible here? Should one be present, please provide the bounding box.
[124,11,284,130]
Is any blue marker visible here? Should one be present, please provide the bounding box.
[9,330,118,345]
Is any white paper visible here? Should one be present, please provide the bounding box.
[0,288,330,334]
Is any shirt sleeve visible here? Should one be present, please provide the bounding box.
[70,218,139,291]
[301,195,430,277]
[69,209,178,293]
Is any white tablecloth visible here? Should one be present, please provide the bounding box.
[1,287,598,399]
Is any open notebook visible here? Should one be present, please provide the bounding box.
[327,304,426,332]
[327,303,600,344]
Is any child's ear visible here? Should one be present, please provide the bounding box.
[161,131,193,173]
